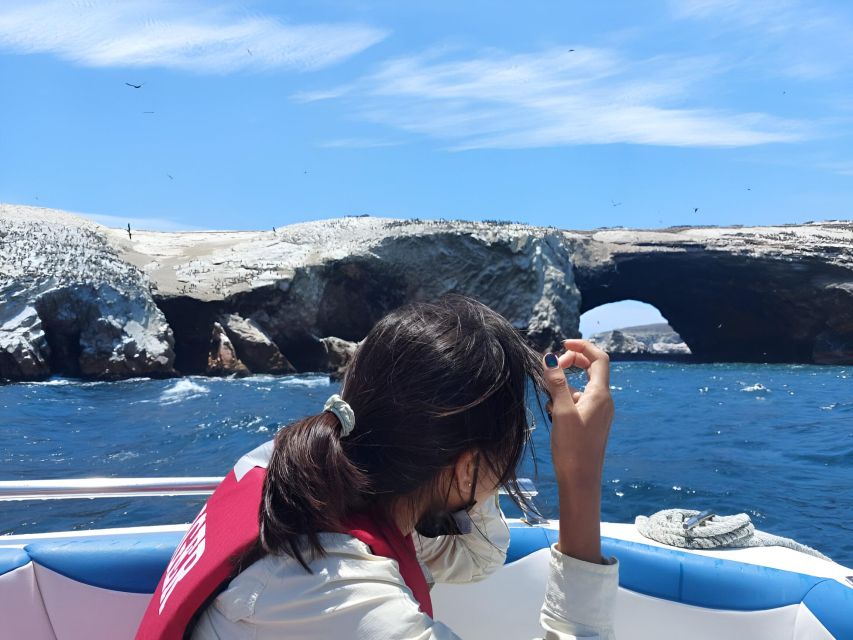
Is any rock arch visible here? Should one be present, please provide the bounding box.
[572,225,853,364]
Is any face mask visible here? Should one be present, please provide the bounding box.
[414,457,479,538]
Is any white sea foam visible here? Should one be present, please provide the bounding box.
[279,375,331,389]
[242,375,280,384]
[23,378,74,386]
[159,379,210,404]
[741,383,771,393]
[85,376,152,386]
[107,451,140,461]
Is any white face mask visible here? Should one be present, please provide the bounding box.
[414,457,479,537]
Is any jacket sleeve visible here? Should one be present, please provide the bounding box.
[413,491,511,584]
[540,546,618,639]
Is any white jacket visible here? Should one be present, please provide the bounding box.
[191,494,618,639]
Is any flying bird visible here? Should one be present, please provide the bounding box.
[143,111,154,114]
[247,48,253,56]
[125,82,144,89]
[611,200,622,207]
[693,207,699,213]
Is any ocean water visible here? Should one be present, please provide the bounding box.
[1,363,851,567]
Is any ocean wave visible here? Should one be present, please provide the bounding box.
[22,378,74,386]
[240,374,281,384]
[279,375,330,389]
[158,379,210,405]
[23,376,152,388]
[81,377,152,387]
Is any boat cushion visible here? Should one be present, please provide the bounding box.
[506,526,829,612]
[25,532,184,593]
[0,547,31,576]
[19,526,851,622]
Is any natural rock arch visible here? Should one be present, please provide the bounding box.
[572,227,853,364]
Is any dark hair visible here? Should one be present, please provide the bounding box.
[255,294,547,571]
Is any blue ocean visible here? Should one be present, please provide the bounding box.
[1,363,851,567]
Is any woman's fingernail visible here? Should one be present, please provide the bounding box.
[545,352,559,368]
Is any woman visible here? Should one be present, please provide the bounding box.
[186,295,617,639]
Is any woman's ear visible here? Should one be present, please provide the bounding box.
[451,450,478,500]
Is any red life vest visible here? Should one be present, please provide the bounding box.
[135,442,432,640]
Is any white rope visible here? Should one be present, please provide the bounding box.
[636,509,831,561]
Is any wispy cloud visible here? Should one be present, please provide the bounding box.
[671,0,853,80]
[0,1,386,73]
[292,85,355,103]
[318,137,400,149]
[297,46,807,150]
[820,162,853,178]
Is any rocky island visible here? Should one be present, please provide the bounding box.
[1,204,851,382]
[587,323,691,359]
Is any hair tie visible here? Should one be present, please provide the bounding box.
[324,394,355,437]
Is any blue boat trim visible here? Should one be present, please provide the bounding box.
[601,536,822,611]
[0,547,31,576]
[802,578,853,639]
[25,532,184,594]
[505,525,853,613]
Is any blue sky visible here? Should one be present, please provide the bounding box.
[2,1,852,331]
[1,0,852,235]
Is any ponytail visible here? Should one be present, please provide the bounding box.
[246,295,547,575]
[256,411,368,571]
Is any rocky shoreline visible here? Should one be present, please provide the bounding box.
[2,204,851,382]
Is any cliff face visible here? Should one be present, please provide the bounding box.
[572,224,853,364]
[107,217,579,374]
[0,206,175,381]
[1,203,851,382]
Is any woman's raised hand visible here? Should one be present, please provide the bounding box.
[542,339,615,564]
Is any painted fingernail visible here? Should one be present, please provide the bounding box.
[545,352,559,368]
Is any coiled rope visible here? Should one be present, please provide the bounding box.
[635,509,831,561]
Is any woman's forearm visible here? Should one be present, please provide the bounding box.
[556,471,603,564]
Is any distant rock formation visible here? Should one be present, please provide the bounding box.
[0,302,50,379]
[218,313,295,374]
[588,323,691,358]
[115,216,579,376]
[319,337,359,380]
[0,207,175,381]
[2,203,852,381]
[206,322,249,377]
[572,224,853,364]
